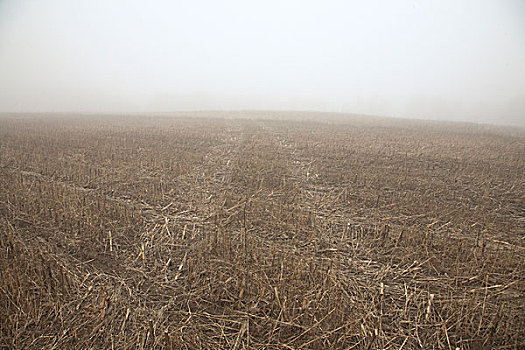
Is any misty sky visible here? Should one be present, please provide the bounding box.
[0,0,524,125]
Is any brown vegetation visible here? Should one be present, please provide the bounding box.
[1,113,524,349]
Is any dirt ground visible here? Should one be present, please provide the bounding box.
[1,112,524,349]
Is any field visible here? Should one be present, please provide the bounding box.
[1,112,524,349]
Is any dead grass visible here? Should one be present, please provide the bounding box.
[1,113,524,349]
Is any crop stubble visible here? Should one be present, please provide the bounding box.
[0,113,524,349]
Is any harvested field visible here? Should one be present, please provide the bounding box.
[1,112,524,349]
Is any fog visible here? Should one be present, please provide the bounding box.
[0,0,524,126]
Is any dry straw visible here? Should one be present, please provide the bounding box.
[1,114,523,349]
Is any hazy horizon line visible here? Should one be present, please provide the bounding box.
[1,109,524,129]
